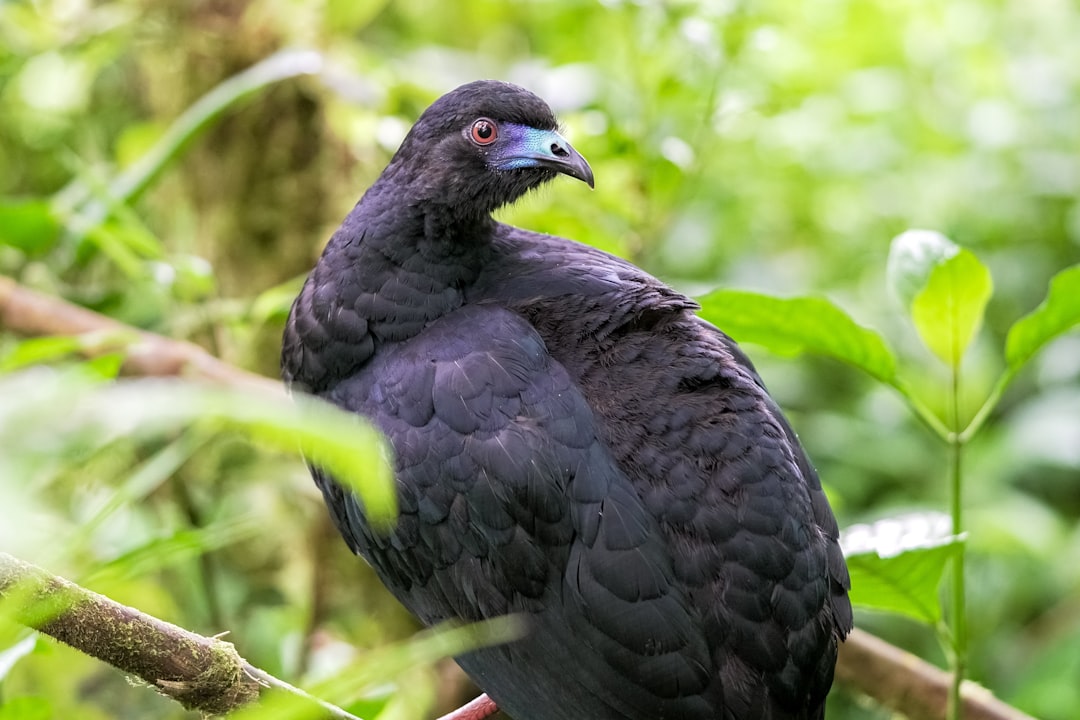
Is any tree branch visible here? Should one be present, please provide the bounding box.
[0,552,360,719]
[0,275,1037,720]
[835,628,1034,720]
[0,275,281,395]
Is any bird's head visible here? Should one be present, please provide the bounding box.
[384,80,594,218]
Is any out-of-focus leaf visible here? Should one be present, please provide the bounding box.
[231,616,524,720]
[697,290,897,382]
[0,696,52,720]
[0,634,38,682]
[0,372,396,525]
[167,254,216,302]
[68,437,200,553]
[1005,264,1080,372]
[251,277,305,324]
[324,0,391,33]
[0,200,61,255]
[1008,622,1080,719]
[886,229,959,309]
[841,512,962,623]
[910,249,993,368]
[0,336,85,373]
[114,121,166,168]
[82,353,125,380]
[85,521,260,586]
[0,336,125,377]
[81,222,146,277]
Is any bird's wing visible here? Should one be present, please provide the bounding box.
[282,256,377,395]
[698,317,854,713]
[472,231,850,716]
[315,303,716,718]
[695,316,852,631]
[597,313,852,718]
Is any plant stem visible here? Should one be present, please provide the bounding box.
[946,363,967,720]
[960,369,1013,443]
[890,377,953,442]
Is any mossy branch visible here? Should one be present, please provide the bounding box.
[0,552,360,719]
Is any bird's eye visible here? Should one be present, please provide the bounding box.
[470,119,498,145]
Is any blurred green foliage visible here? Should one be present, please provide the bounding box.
[2,0,1079,718]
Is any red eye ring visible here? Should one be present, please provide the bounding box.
[470,118,498,145]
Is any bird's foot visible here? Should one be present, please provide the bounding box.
[436,693,499,720]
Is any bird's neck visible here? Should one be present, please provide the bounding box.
[352,175,495,270]
[319,183,495,343]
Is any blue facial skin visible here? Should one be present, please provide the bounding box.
[486,122,595,187]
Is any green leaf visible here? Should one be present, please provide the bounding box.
[85,521,260,586]
[910,249,993,367]
[224,393,396,525]
[696,290,897,382]
[0,199,61,255]
[82,352,125,380]
[0,696,52,720]
[886,229,959,309]
[324,0,391,33]
[0,373,396,526]
[841,512,962,623]
[0,336,85,373]
[66,436,200,554]
[0,635,38,682]
[0,334,130,376]
[229,617,523,720]
[1005,264,1080,372]
[251,277,305,324]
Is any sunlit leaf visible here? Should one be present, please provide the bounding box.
[0,331,132,377]
[0,372,396,525]
[886,229,959,309]
[841,512,962,623]
[0,336,85,373]
[910,249,993,368]
[697,290,897,382]
[1005,264,1080,372]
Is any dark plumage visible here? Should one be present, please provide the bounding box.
[282,80,851,720]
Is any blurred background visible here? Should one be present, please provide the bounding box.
[1,0,1079,718]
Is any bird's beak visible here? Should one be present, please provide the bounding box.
[536,131,595,188]
[501,127,595,188]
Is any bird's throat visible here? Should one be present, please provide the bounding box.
[322,197,494,345]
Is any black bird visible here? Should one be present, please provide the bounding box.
[282,81,851,720]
